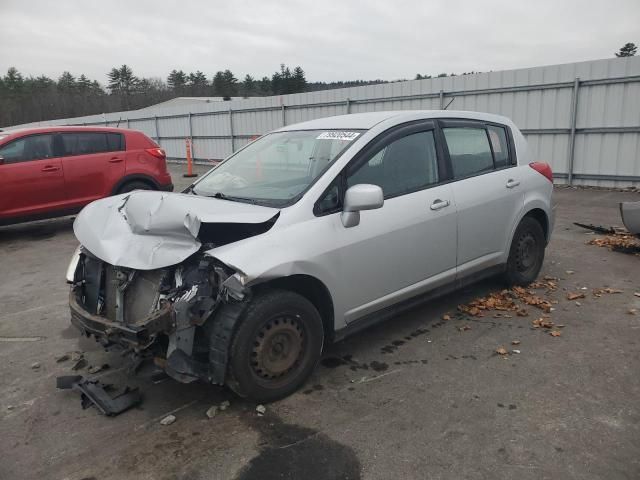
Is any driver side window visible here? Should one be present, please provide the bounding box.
[347,130,439,199]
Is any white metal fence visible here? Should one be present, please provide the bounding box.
[9,56,640,187]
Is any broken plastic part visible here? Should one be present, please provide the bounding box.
[56,375,142,416]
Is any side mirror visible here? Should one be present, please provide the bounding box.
[341,184,384,228]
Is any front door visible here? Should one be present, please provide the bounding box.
[0,133,67,221]
[316,123,458,323]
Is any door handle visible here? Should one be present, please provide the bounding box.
[41,165,60,172]
[506,179,520,189]
[109,157,123,163]
[430,199,450,211]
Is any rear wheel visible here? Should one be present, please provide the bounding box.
[117,181,154,194]
[504,216,546,286]
[226,290,324,403]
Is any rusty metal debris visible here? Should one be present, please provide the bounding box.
[56,375,142,416]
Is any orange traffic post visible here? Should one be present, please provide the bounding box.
[183,137,197,178]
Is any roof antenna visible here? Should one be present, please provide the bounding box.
[443,97,455,110]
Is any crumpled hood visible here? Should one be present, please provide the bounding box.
[73,190,279,270]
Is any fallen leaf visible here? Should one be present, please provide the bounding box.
[511,340,521,345]
[628,308,638,315]
[567,292,586,300]
[496,347,508,355]
[634,293,640,298]
[550,330,562,337]
[533,317,554,329]
[442,314,451,321]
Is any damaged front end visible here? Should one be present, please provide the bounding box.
[68,248,247,385]
[66,190,280,386]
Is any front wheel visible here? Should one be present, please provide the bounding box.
[226,290,324,403]
[504,216,546,286]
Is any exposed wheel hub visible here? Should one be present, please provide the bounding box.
[251,316,305,379]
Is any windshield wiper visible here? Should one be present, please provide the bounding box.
[209,192,258,204]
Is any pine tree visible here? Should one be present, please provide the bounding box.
[292,66,307,93]
[615,42,637,57]
[242,74,256,97]
[167,69,188,91]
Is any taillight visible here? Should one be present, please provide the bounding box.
[529,162,553,183]
[145,148,166,160]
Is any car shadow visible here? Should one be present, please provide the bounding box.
[0,216,75,243]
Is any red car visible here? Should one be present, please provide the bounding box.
[0,126,173,225]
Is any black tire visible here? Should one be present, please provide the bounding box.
[504,216,546,286]
[226,289,324,403]
[117,181,154,194]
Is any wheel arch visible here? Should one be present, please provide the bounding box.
[252,274,335,345]
[111,174,160,195]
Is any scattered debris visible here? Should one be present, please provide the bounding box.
[550,330,562,337]
[31,362,41,370]
[87,364,110,375]
[160,414,176,426]
[511,340,521,345]
[573,222,617,234]
[442,314,451,321]
[567,292,585,300]
[205,406,218,419]
[592,287,623,297]
[458,325,471,332]
[628,309,638,315]
[575,301,582,307]
[587,233,640,254]
[566,270,575,275]
[7,405,15,410]
[634,292,640,298]
[495,347,509,356]
[256,404,266,416]
[219,400,230,411]
[512,349,521,354]
[55,354,70,363]
[71,359,87,370]
[56,375,142,416]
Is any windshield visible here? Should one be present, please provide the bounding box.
[192,129,363,206]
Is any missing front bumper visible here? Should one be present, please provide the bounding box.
[69,289,174,348]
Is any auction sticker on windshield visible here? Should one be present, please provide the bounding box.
[316,131,360,141]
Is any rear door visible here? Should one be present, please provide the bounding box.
[438,119,524,277]
[59,131,125,206]
[0,133,67,220]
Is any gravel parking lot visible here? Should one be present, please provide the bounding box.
[1,163,639,480]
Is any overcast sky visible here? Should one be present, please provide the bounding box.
[1,0,638,85]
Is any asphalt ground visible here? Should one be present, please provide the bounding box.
[1,163,639,480]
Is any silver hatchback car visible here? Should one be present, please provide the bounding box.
[67,110,554,401]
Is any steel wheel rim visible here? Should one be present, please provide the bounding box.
[251,315,305,380]
[516,232,538,272]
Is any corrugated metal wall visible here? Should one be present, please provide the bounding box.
[9,56,640,186]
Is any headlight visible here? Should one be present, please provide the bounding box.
[65,245,83,284]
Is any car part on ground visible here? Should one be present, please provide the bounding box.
[66,110,554,402]
[620,201,640,235]
[56,375,142,416]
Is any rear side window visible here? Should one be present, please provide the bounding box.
[60,132,124,156]
[0,134,55,164]
[443,128,493,179]
[487,125,510,168]
[106,133,125,151]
